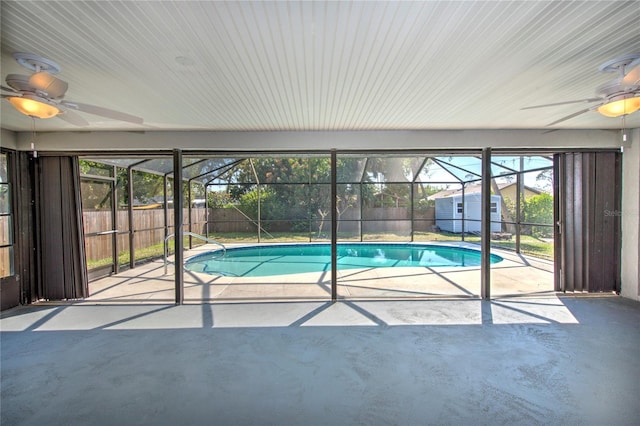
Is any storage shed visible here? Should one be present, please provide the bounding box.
[435,193,502,233]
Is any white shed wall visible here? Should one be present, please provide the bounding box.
[435,194,501,233]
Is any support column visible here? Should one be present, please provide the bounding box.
[515,170,522,253]
[331,149,337,302]
[359,182,363,242]
[174,149,184,305]
[249,159,261,243]
[553,154,563,292]
[461,184,466,241]
[204,184,209,239]
[187,180,193,249]
[481,148,491,300]
[410,183,414,242]
[163,174,169,239]
[112,168,119,274]
[127,166,135,269]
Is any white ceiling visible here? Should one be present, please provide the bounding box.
[1,0,640,133]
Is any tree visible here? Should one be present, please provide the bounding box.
[491,178,515,233]
[523,193,553,237]
[207,190,231,208]
[78,160,115,209]
[536,169,553,192]
[237,187,285,229]
[131,170,165,205]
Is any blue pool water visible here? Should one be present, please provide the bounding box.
[184,243,502,277]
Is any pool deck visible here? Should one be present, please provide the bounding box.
[85,243,554,303]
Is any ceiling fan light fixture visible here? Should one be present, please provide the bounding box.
[597,94,640,117]
[7,95,60,119]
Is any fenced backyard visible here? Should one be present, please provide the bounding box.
[83,206,553,271]
[83,208,209,269]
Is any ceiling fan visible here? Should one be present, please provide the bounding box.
[1,52,143,126]
[522,53,640,126]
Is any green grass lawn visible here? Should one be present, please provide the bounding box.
[487,236,554,259]
[181,231,555,260]
[87,231,553,270]
[86,237,205,270]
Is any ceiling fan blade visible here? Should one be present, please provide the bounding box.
[1,85,20,94]
[521,98,602,110]
[61,100,143,124]
[28,72,68,98]
[621,58,640,87]
[546,107,594,126]
[57,109,89,126]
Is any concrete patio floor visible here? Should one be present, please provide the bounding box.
[86,243,554,303]
[1,296,639,425]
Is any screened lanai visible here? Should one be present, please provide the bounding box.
[80,151,555,302]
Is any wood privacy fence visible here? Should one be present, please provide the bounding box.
[83,207,436,261]
[83,208,208,261]
[206,207,436,233]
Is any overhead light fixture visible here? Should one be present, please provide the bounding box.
[597,94,640,117]
[6,94,60,119]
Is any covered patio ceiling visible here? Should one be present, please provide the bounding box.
[2,1,639,131]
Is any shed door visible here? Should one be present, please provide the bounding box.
[555,152,621,293]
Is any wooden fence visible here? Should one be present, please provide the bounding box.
[83,206,436,261]
[83,208,208,262]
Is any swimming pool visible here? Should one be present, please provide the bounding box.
[184,243,502,277]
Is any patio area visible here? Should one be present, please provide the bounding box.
[2,294,638,425]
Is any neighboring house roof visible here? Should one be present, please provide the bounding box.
[427,182,542,200]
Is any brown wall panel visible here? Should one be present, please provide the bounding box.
[39,157,65,299]
[564,154,576,291]
[574,153,585,291]
[559,152,621,293]
[582,154,593,292]
[553,154,562,291]
[592,153,617,292]
[38,157,88,300]
[0,276,19,310]
[17,152,36,305]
